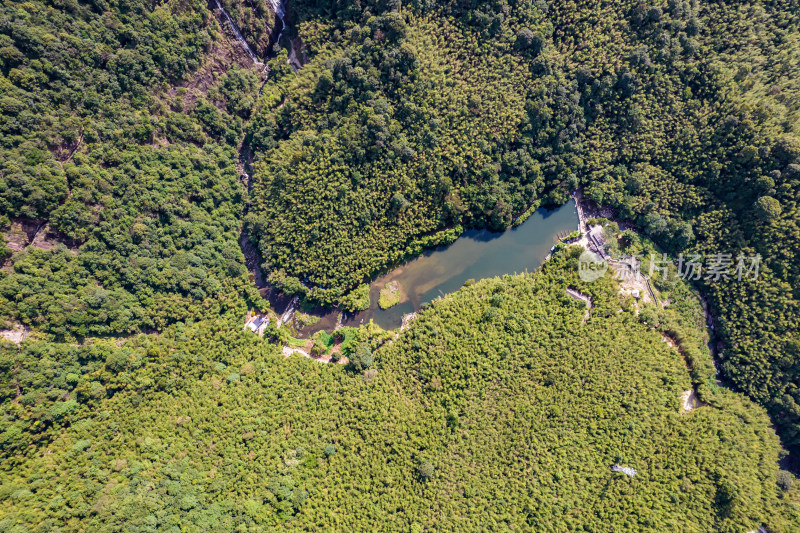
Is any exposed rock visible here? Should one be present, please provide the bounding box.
[611,465,637,477]
[0,323,29,345]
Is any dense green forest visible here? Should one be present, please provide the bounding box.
[0,0,799,529]
[0,0,266,339]
[1,251,797,531]
[241,0,800,460]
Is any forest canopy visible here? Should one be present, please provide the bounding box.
[0,0,266,339]
[0,0,798,530]
[242,0,800,462]
[1,251,796,531]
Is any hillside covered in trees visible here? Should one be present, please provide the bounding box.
[242,0,800,461]
[1,251,797,531]
[0,0,799,529]
[0,0,269,339]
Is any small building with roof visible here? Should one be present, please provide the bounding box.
[245,315,270,336]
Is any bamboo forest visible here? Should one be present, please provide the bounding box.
[1,0,799,530]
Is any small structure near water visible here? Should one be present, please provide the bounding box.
[588,225,609,259]
[245,314,270,336]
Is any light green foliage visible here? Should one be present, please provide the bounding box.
[0,0,798,529]
[0,252,795,531]
[416,460,434,482]
[295,312,321,327]
[0,0,795,458]
[378,281,401,309]
[310,330,335,357]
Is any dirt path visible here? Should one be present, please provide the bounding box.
[573,190,720,418]
[282,342,346,365]
[573,189,588,234]
[565,288,592,323]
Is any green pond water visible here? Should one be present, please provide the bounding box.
[297,199,579,335]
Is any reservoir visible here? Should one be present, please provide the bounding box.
[290,199,579,335]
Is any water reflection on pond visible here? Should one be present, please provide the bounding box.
[289,199,579,336]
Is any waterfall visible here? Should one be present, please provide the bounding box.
[214,0,263,66]
[267,0,285,19]
[270,0,302,71]
[214,0,293,71]
[277,295,299,328]
[268,0,287,52]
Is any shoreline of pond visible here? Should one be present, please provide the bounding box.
[258,198,580,338]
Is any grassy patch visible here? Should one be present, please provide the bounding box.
[295,312,321,327]
[287,336,307,348]
[378,281,402,309]
[310,330,336,357]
